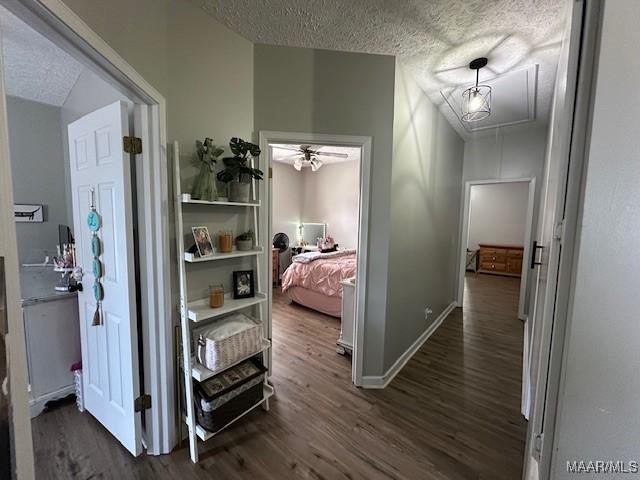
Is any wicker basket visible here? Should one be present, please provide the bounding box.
[194,359,266,432]
[195,313,263,372]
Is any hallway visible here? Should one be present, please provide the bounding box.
[31,273,526,479]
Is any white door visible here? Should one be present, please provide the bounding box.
[523,1,584,478]
[68,101,142,456]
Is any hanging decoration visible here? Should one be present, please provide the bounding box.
[462,57,492,122]
[87,189,104,326]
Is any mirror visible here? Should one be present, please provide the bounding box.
[299,222,327,246]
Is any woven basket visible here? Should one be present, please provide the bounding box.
[196,313,263,372]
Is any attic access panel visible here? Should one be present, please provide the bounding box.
[441,65,538,132]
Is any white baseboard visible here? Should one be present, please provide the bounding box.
[360,301,457,389]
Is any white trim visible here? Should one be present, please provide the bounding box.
[259,131,372,388]
[457,177,536,320]
[360,302,457,389]
[5,0,173,455]
[29,385,76,418]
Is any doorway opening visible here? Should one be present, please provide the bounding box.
[260,131,371,386]
[0,0,172,467]
[458,178,536,320]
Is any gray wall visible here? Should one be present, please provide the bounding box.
[272,161,304,253]
[551,1,640,476]
[384,61,464,370]
[254,44,396,376]
[301,161,360,250]
[7,97,68,263]
[61,0,256,312]
[468,182,529,250]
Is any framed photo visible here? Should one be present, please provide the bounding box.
[191,226,214,257]
[233,270,255,299]
[14,204,44,223]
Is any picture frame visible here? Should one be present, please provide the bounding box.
[191,226,214,257]
[232,270,255,299]
[14,204,44,223]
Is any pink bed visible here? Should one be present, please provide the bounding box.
[281,250,356,318]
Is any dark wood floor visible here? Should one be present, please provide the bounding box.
[32,273,526,479]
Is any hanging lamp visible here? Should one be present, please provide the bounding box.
[462,57,491,122]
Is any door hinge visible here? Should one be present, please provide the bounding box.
[134,393,152,412]
[533,433,544,461]
[553,219,565,243]
[268,167,273,179]
[123,136,142,155]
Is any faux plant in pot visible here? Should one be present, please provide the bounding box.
[191,138,224,202]
[216,137,263,203]
[236,229,255,251]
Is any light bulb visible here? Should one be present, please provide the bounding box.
[468,91,484,113]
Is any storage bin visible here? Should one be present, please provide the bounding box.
[195,313,263,372]
[194,359,266,432]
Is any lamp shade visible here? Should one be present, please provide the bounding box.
[462,84,491,122]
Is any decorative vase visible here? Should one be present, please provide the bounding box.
[236,239,253,251]
[229,181,250,203]
[191,163,217,201]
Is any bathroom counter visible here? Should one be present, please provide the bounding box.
[20,267,77,305]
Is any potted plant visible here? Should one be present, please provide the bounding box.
[216,137,263,203]
[191,138,224,202]
[236,229,255,251]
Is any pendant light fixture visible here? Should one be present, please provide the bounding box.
[462,57,491,122]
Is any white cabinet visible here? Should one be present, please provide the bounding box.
[23,295,81,417]
[337,277,355,355]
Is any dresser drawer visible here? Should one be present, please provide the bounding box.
[480,262,507,272]
[508,249,524,258]
[480,253,507,263]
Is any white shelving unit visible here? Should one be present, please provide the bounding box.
[173,141,272,463]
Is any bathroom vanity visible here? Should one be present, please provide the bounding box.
[21,268,80,417]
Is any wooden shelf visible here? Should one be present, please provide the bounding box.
[187,293,267,322]
[191,338,271,382]
[180,193,260,207]
[184,247,264,263]
[188,383,275,442]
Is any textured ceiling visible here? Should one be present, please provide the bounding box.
[194,0,567,138]
[0,6,83,106]
[271,144,360,166]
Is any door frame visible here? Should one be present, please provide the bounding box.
[457,177,536,320]
[259,131,372,387]
[1,0,173,454]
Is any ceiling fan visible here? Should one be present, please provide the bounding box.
[275,144,348,171]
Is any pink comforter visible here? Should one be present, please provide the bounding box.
[282,251,356,297]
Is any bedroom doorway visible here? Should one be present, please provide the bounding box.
[259,131,372,386]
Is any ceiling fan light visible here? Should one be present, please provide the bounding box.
[294,158,303,171]
[310,159,323,172]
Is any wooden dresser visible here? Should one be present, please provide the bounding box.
[478,244,524,277]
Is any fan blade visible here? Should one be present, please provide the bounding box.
[273,145,302,152]
[276,153,304,160]
[316,151,349,158]
[310,159,323,172]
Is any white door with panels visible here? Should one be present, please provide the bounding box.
[68,100,142,456]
